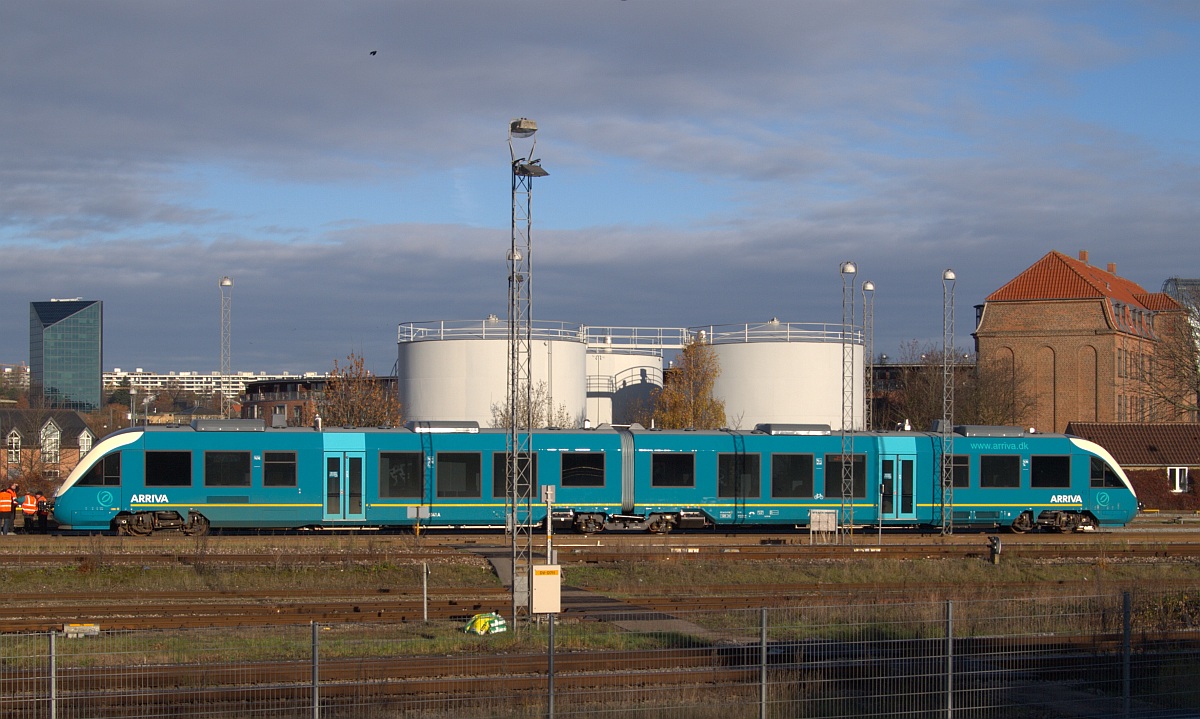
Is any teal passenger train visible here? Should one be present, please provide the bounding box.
[51,419,1137,535]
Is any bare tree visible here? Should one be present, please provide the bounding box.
[490,381,579,429]
[877,341,1033,431]
[651,337,726,430]
[319,353,402,427]
[1137,289,1200,421]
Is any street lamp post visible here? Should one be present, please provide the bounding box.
[861,280,875,432]
[219,276,234,418]
[941,268,957,535]
[839,261,857,543]
[508,117,547,624]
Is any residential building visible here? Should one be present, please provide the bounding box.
[1,408,96,490]
[974,250,1188,433]
[104,369,324,399]
[30,299,103,412]
[1066,422,1199,511]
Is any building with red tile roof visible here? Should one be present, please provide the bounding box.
[974,250,1189,433]
[1066,422,1198,510]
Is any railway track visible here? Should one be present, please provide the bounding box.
[5,574,1197,633]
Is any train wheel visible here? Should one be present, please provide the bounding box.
[1010,512,1034,534]
[182,512,210,537]
[648,515,674,534]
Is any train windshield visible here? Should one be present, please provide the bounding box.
[1090,457,1125,488]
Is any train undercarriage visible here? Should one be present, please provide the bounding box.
[114,510,210,537]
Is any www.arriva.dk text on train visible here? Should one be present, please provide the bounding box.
[50,419,1138,536]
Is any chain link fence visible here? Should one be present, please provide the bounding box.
[2,589,1197,718]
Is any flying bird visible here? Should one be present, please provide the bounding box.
[369,50,377,55]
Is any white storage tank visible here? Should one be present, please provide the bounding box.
[698,321,864,430]
[586,350,663,426]
[397,319,588,426]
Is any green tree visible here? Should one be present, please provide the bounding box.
[651,337,726,429]
[319,353,402,427]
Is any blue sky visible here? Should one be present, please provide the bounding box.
[1,1,1197,374]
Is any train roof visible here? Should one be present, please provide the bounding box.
[117,419,1070,441]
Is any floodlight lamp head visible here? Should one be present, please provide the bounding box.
[942,268,956,282]
[840,261,857,277]
[862,280,875,293]
[509,118,538,138]
[219,276,233,287]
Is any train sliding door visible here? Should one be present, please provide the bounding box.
[880,454,916,522]
[324,451,366,522]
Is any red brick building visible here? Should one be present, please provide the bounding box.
[974,250,1187,433]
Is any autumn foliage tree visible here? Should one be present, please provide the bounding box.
[651,337,726,429]
[319,353,402,427]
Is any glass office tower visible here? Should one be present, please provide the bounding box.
[30,299,103,412]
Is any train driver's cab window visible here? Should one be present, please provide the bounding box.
[145,451,192,487]
[824,454,867,498]
[1090,457,1125,488]
[718,453,761,498]
[492,452,538,498]
[771,454,814,498]
[436,452,481,498]
[204,451,251,487]
[78,453,121,486]
[952,455,970,488]
[379,452,423,498]
[561,452,605,487]
[651,453,695,487]
[263,452,298,487]
[1030,456,1071,488]
[980,455,1020,488]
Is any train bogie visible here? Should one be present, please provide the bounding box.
[51,420,1138,535]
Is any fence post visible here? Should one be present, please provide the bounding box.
[548,615,556,719]
[760,608,768,719]
[49,630,57,719]
[312,621,320,719]
[1122,591,1131,719]
[945,599,954,719]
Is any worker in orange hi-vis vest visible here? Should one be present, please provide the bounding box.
[20,491,39,533]
[0,484,17,536]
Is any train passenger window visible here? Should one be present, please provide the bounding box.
[264,452,298,487]
[491,453,538,499]
[771,454,814,498]
[205,451,251,487]
[651,453,694,487]
[952,455,970,488]
[980,455,1020,488]
[145,451,192,487]
[78,453,121,486]
[561,452,604,487]
[823,454,867,498]
[718,453,760,498]
[1090,458,1124,488]
[379,452,423,498]
[436,452,481,498]
[1031,456,1071,488]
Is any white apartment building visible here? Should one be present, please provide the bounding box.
[104,369,325,399]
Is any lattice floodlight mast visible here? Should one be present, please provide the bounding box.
[941,268,956,535]
[508,117,546,623]
[219,276,233,418]
[839,261,857,543]
[862,280,875,432]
